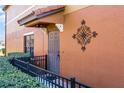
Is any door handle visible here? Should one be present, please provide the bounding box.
[57,54,60,57]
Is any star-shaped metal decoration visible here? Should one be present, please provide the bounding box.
[72,19,98,51]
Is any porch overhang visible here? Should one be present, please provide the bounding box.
[18,5,65,27]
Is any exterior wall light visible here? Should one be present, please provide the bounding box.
[56,24,64,32]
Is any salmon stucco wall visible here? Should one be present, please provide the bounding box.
[34,28,48,56]
[60,6,124,87]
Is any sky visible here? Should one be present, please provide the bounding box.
[0,5,5,41]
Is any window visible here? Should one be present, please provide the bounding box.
[24,34,34,56]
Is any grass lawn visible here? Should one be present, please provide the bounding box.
[0,57,46,88]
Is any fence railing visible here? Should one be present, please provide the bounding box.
[17,55,47,70]
[10,57,91,88]
[30,55,47,69]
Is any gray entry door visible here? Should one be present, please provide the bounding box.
[48,31,60,74]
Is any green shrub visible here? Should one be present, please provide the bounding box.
[8,52,31,58]
[0,57,46,88]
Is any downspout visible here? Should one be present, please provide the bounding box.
[4,11,7,56]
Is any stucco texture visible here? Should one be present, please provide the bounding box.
[60,5,124,88]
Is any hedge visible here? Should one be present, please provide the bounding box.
[7,52,31,62]
[8,52,31,58]
[0,57,46,88]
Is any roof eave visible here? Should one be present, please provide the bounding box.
[18,7,65,26]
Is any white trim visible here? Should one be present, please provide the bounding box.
[23,32,34,36]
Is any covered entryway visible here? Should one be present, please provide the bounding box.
[17,5,65,74]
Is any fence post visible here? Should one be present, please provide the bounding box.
[11,57,15,66]
[27,61,29,73]
[70,77,76,88]
[45,55,47,70]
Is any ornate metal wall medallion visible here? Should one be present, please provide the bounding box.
[72,19,98,51]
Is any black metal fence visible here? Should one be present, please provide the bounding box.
[30,55,47,69]
[17,55,47,70]
[10,57,91,88]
